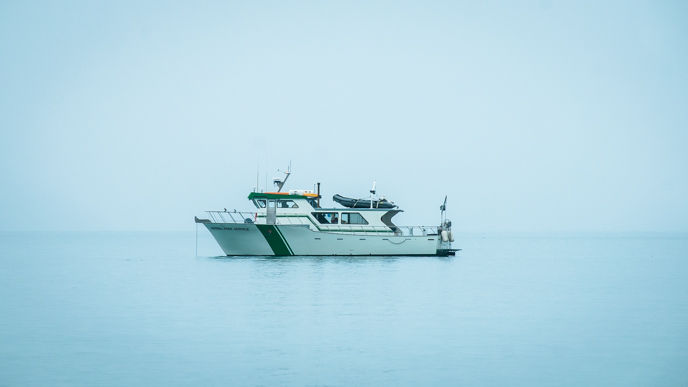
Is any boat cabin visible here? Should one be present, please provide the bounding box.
[247,191,401,233]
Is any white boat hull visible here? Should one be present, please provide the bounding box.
[204,223,450,256]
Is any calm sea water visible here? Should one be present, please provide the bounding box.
[0,231,686,386]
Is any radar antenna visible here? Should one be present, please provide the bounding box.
[273,161,292,192]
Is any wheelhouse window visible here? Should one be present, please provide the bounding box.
[341,212,368,225]
[253,199,267,208]
[312,212,339,224]
[277,200,299,208]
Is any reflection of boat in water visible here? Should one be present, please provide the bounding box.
[333,194,396,209]
[196,169,458,257]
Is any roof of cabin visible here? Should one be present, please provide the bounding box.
[247,192,318,200]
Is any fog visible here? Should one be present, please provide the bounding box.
[1,1,687,232]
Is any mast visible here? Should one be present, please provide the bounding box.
[440,195,447,225]
[274,162,291,192]
[370,181,376,209]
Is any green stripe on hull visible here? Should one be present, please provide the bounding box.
[273,226,294,255]
[256,225,292,256]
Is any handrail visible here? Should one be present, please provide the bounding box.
[206,210,258,224]
[203,211,438,236]
[315,225,439,236]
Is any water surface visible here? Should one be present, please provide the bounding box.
[1,231,686,386]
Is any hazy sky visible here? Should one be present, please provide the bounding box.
[1,1,687,232]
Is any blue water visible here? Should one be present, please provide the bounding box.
[1,231,686,386]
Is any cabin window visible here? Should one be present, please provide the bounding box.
[341,212,368,225]
[312,212,339,224]
[253,199,267,208]
[277,200,299,208]
[307,198,320,208]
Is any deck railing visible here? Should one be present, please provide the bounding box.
[206,210,258,224]
[203,211,438,236]
[312,224,439,237]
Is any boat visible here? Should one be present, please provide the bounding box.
[332,194,396,209]
[195,170,458,256]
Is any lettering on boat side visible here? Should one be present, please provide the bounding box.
[210,226,249,231]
